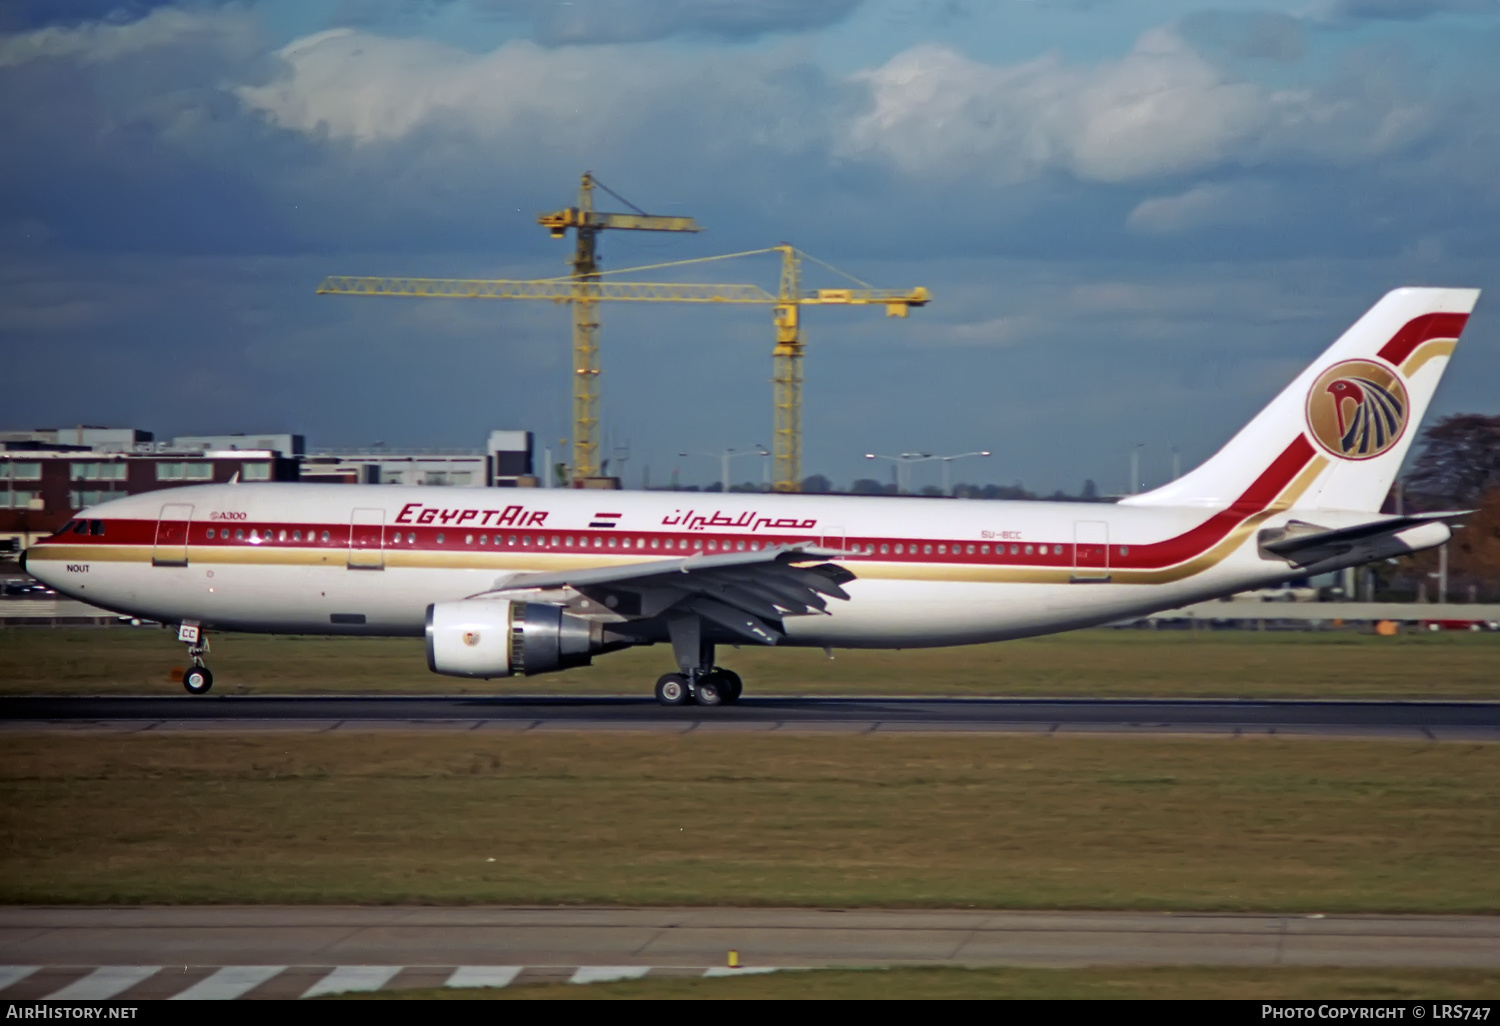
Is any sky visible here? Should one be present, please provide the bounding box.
[2,0,1498,495]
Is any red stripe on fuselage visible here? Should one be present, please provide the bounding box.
[1118,434,1314,568]
[1377,312,1468,366]
[36,436,1316,573]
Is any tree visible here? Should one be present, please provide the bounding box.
[801,474,833,494]
[850,478,886,495]
[1405,414,1500,508]
[1082,479,1098,500]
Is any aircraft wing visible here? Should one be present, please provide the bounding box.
[1258,511,1470,571]
[471,542,856,645]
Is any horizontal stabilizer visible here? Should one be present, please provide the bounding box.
[1258,511,1468,572]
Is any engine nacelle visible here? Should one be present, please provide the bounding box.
[425,599,602,678]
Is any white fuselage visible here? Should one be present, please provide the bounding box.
[26,478,1336,649]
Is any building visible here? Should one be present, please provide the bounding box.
[0,426,153,452]
[171,433,305,457]
[1,448,299,549]
[297,431,535,488]
[0,427,537,552]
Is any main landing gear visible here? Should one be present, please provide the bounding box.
[655,613,743,706]
[654,668,742,707]
[178,622,213,695]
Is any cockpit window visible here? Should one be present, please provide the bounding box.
[72,521,88,535]
[90,520,105,536]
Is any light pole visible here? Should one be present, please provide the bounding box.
[937,451,990,496]
[865,451,990,496]
[1129,443,1145,495]
[679,446,769,493]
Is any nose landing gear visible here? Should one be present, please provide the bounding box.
[178,622,213,695]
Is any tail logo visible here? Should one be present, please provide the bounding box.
[1305,359,1409,461]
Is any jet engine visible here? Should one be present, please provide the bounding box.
[425,599,604,678]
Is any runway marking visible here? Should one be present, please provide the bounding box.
[169,965,286,1000]
[46,966,160,1000]
[446,966,523,989]
[0,966,38,990]
[302,965,403,997]
[569,966,652,985]
[1,965,781,999]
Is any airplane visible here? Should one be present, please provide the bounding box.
[23,287,1480,706]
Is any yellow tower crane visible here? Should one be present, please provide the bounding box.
[534,173,700,482]
[318,227,928,491]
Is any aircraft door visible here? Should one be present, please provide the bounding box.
[1073,520,1109,580]
[152,504,194,567]
[821,523,846,554]
[349,508,385,570]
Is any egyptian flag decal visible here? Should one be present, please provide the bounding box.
[590,512,622,529]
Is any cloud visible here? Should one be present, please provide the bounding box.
[476,0,865,46]
[336,0,866,45]
[1126,181,1279,235]
[1316,0,1499,22]
[0,0,193,33]
[1179,10,1305,63]
[841,26,1459,189]
[0,4,256,67]
[842,31,1272,184]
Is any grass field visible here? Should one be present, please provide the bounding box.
[4,731,1497,912]
[358,967,1500,1000]
[1,626,1497,698]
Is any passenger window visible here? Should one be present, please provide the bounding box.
[937,544,946,555]
[1120,546,1130,556]
[565,536,573,547]
[278,530,287,542]
[507,535,516,547]
[206,529,215,540]
[437,533,445,544]
[880,544,889,554]
[1024,544,1033,555]
[923,544,932,555]
[980,545,989,555]
[293,530,302,541]
[465,534,474,545]
[966,544,974,555]
[522,536,531,546]
[1010,544,1019,554]
[479,535,487,545]
[694,539,703,550]
[552,536,560,547]
[235,529,244,540]
[650,538,660,549]
[707,541,717,551]
[894,544,903,554]
[607,537,617,549]
[321,531,330,542]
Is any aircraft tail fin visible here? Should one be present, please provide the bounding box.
[1121,287,1479,514]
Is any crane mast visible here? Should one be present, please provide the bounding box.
[318,177,928,493]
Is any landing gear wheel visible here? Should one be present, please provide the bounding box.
[717,670,743,704]
[183,666,213,695]
[655,673,689,706]
[695,674,725,707]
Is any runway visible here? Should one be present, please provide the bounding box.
[3,694,1499,739]
[2,906,1497,997]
